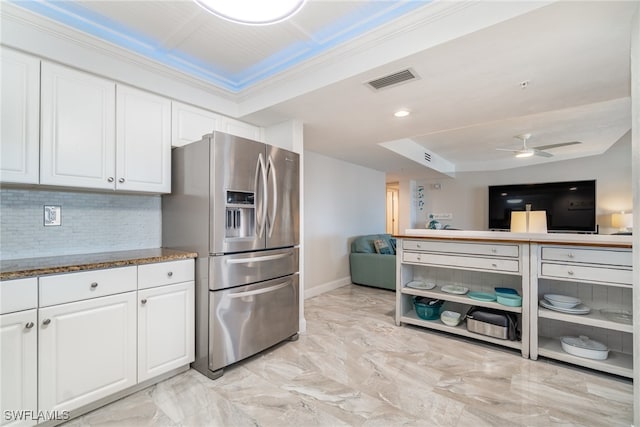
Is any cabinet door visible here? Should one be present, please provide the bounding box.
[0,310,37,427]
[216,116,264,142]
[0,49,40,184]
[38,292,137,413]
[40,62,116,190]
[116,85,171,193]
[171,101,217,147]
[138,281,194,382]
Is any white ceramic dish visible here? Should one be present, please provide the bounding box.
[544,294,581,309]
[560,336,608,360]
[441,285,469,295]
[407,280,436,290]
[539,299,591,314]
[440,310,462,327]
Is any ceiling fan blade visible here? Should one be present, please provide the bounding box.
[496,148,519,152]
[534,150,553,158]
[534,141,582,151]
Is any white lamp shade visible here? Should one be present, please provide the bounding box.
[510,211,528,233]
[528,211,548,233]
[611,213,633,229]
[510,210,547,233]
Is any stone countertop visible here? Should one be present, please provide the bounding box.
[396,229,633,248]
[0,248,198,281]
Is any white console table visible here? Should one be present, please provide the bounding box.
[395,230,633,377]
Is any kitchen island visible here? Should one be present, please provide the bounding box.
[395,230,633,377]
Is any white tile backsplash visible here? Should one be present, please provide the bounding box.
[0,188,161,260]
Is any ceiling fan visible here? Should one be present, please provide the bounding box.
[496,133,582,158]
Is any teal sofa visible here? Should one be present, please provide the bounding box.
[349,234,396,291]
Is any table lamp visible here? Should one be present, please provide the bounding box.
[611,212,632,233]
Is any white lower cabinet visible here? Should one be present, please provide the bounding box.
[396,239,530,358]
[138,281,195,382]
[38,292,137,413]
[531,244,634,378]
[0,309,37,427]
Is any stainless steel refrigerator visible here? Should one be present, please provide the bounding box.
[162,131,299,379]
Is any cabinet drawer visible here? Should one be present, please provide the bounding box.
[138,259,194,289]
[403,252,520,273]
[39,266,137,307]
[1,277,38,314]
[540,262,632,285]
[403,240,519,258]
[541,247,632,267]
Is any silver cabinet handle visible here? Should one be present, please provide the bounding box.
[567,270,575,276]
[90,282,98,289]
[568,252,575,258]
[416,243,421,248]
[42,319,51,326]
[491,263,498,268]
[141,299,147,305]
[25,322,35,329]
[107,177,114,182]
[491,247,497,253]
[167,271,173,277]
[118,178,125,183]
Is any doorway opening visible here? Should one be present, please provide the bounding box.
[386,183,399,235]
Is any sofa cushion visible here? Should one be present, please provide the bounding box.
[373,239,392,254]
[351,234,395,255]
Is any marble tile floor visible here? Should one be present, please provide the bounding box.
[64,285,633,427]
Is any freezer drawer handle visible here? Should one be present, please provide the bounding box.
[228,281,291,299]
[226,253,291,265]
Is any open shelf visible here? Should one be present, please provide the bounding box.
[401,309,522,351]
[402,287,522,314]
[537,307,632,333]
[537,336,632,378]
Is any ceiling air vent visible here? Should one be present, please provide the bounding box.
[366,69,418,90]
[424,152,432,162]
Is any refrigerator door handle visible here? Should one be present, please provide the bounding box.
[225,253,291,265]
[226,280,290,299]
[254,153,268,238]
[266,155,278,238]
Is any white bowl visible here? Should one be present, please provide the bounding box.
[440,310,462,327]
[561,336,608,360]
[544,294,581,309]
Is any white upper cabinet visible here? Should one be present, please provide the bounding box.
[116,85,171,193]
[40,63,171,193]
[0,48,40,184]
[40,62,116,190]
[216,116,264,142]
[171,101,217,147]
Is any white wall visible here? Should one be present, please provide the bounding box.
[630,4,639,425]
[412,133,632,234]
[304,151,385,298]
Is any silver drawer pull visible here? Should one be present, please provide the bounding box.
[491,248,497,253]
[416,243,421,248]
[42,319,51,326]
[107,177,114,183]
[118,178,125,183]
[491,263,498,268]
[568,253,575,258]
[416,256,421,261]
[90,282,98,289]
[567,270,575,275]
[167,271,173,277]
[25,322,35,329]
[141,299,147,305]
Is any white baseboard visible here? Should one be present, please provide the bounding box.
[304,276,351,299]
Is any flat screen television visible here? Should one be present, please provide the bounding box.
[488,180,596,233]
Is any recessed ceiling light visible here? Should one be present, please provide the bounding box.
[394,109,410,118]
[194,0,306,25]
